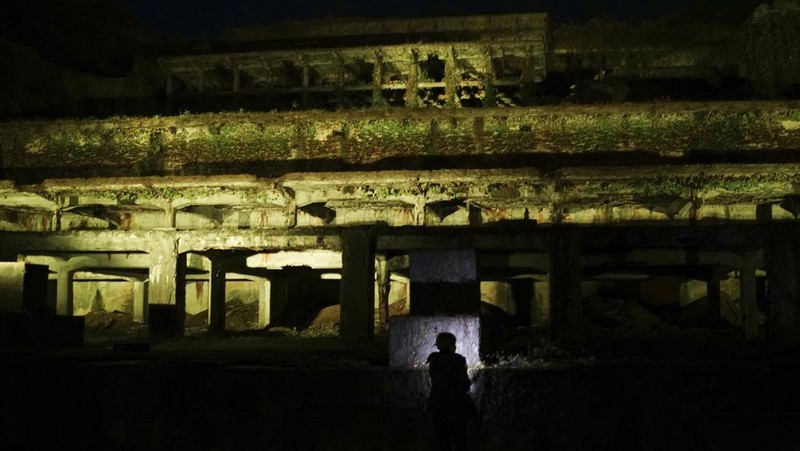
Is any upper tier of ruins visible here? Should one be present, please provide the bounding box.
[3,6,800,346]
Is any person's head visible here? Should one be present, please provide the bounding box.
[435,332,457,352]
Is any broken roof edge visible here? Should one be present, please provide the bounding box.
[222,12,549,43]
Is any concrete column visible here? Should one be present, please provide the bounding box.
[549,226,582,346]
[208,260,227,335]
[767,225,800,344]
[233,68,242,109]
[258,278,271,329]
[409,249,480,315]
[335,53,345,108]
[340,229,376,344]
[520,47,538,105]
[372,52,385,107]
[444,47,459,108]
[148,236,179,305]
[510,279,533,327]
[233,68,241,93]
[740,253,759,339]
[482,46,496,107]
[133,280,149,323]
[56,269,74,316]
[165,72,174,114]
[707,277,722,325]
[405,51,420,108]
[176,252,186,331]
[269,272,289,324]
[301,57,310,108]
[375,254,390,330]
[533,279,550,327]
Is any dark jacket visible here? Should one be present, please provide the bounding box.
[426,351,471,414]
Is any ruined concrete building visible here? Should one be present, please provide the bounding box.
[2,5,800,351]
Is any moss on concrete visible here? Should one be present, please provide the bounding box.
[2,102,800,175]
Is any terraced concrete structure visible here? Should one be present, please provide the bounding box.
[2,98,800,345]
[5,7,800,348]
[160,14,548,111]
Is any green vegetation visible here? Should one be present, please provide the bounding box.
[3,105,800,171]
[624,173,790,198]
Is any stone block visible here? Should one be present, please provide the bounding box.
[409,249,480,315]
[0,263,49,312]
[389,315,480,368]
[409,249,476,283]
[410,281,481,315]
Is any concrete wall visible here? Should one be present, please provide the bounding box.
[73,281,134,316]
[389,315,481,367]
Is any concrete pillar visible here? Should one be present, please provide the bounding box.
[482,46,496,107]
[208,260,226,334]
[148,237,179,305]
[176,252,186,330]
[165,72,174,114]
[767,225,800,344]
[375,254,390,330]
[740,253,759,339]
[233,68,241,93]
[133,280,148,323]
[147,236,186,333]
[409,249,480,315]
[56,269,74,316]
[707,277,722,325]
[301,58,310,108]
[164,204,176,228]
[268,272,290,324]
[405,51,420,108]
[533,279,550,327]
[340,229,376,344]
[258,278,270,329]
[520,48,538,105]
[444,47,459,108]
[233,68,242,109]
[372,52,385,107]
[335,53,345,108]
[549,226,582,346]
[510,279,533,327]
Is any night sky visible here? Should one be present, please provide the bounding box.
[121,0,762,38]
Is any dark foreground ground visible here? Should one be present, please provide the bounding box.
[1,329,799,451]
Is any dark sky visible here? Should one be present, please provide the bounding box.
[121,0,761,38]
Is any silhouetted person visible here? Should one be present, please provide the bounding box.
[426,332,474,451]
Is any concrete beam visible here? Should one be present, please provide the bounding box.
[378,230,549,252]
[23,252,151,269]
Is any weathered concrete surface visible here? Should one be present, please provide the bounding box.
[389,315,481,368]
[2,102,800,179]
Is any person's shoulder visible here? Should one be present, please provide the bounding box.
[426,351,440,364]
